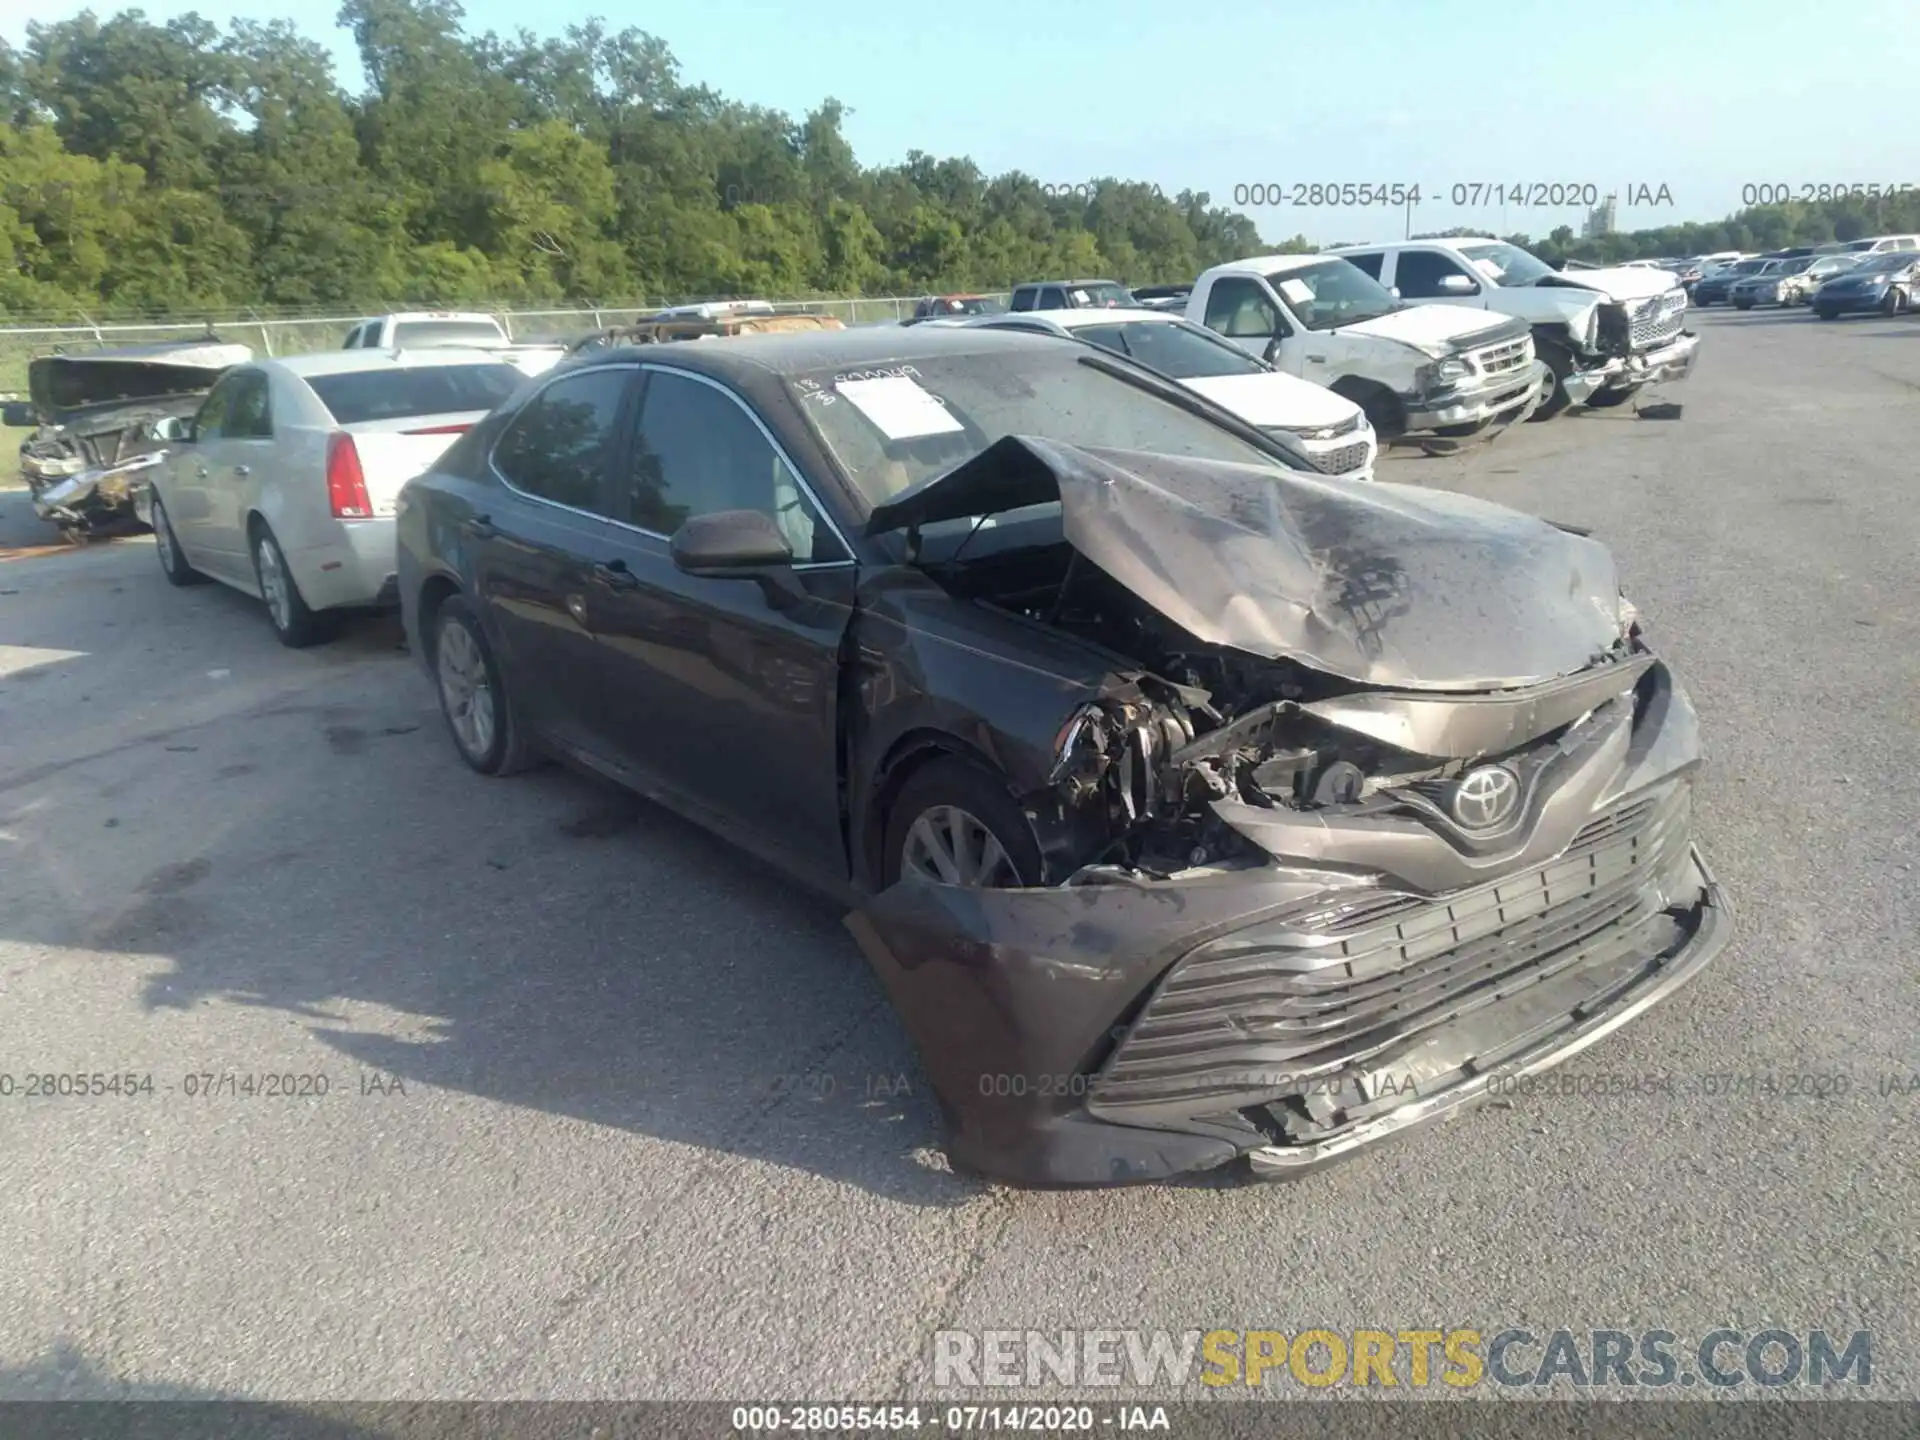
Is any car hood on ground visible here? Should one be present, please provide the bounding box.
[1527,266,1677,301]
[866,436,1626,691]
[1180,372,1361,430]
[26,344,250,421]
[1337,303,1522,357]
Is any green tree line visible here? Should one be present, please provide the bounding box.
[4,3,1917,318]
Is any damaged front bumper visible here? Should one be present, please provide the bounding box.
[1563,331,1700,404]
[846,659,1731,1188]
[28,452,163,533]
[1400,365,1544,435]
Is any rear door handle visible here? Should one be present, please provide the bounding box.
[232,465,250,477]
[593,559,639,590]
[465,514,497,539]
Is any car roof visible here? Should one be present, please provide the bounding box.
[366,312,499,323]
[1015,278,1123,288]
[268,348,518,378]
[560,323,1073,383]
[983,307,1186,330]
[1204,253,1340,279]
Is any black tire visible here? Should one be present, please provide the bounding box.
[1332,382,1404,441]
[1732,299,1752,310]
[881,755,1043,890]
[250,523,334,648]
[430,594,540,776]
[1586,384,1642,410]
[1816,308,1837,321]
[151,493,208,586]
[1882,288,1906,316]
[1528,341,1574,422]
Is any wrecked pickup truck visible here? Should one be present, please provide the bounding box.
[3,341,250,539]
[1329,238,1697,418]
[396,325,1731,1187]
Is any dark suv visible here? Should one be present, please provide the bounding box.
[1008,279,1135,311]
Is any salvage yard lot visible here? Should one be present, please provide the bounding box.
[0,308,1915,1404]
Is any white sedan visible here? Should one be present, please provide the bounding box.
[949,307,1376,481]
[140,348,525,646]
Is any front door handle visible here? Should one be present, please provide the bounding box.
[593,559,639,590]
[232,464,250,477]
[196,465,209,478]
[465,514,497,539]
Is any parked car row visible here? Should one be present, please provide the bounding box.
[1676,235,1920,318]
[102,312,1731,1188]
[984,234,1698,445]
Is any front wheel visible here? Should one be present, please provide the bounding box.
[882,756,1043,890]
[1882,288,1907,316]
[152,494,208,586]
[1816,308,1838,321]
[1527,343,1573,422]
[432,595,539,776]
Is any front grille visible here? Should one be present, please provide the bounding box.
[1308,440,1371,476]
[1091,785,1695,1111]
[1630,291,1687,349]
[1472,336,1532,376]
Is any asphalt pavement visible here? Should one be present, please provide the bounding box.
[0,307,1915,1407]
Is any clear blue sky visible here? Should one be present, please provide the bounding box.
[4,0,1915,245]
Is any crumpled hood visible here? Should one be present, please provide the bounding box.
[866,436,1628,691]
[1180,372,1361,431]
[1529,266,1677,301]
[1336,303,1519,357]
[26,345,249,420]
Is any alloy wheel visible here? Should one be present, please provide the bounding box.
[154,502,178,573]
[257,537,292,631]
[901,805,1020,888]
[436,619,496,762]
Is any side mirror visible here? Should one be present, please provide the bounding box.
[1262,337,1284,366]
[1388,285,1402,300]
[670,509,794,575]
[1439,274,1477,294]
[153,416,191,442]
[2,400,37,428]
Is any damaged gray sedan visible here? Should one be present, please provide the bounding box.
[396,326,1731,1187]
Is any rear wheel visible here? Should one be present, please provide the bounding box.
[152,495,208,586]
[1527,341,1573,422]
[251,524,333,648]
[432,595,539,776]
[1816,308,1838,321]
[882,757,1043,890]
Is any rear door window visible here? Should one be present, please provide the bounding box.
[223,372,273,438]
[1342,252,1386,280]
[490,368,631,515]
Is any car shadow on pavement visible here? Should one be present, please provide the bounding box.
[0,563,982,1208]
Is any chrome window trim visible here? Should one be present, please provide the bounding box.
[485,359,856,571]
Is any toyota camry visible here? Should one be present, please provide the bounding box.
[394,325,1731,1187]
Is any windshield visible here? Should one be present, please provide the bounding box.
[924,296,1005,316]
[391,320,508,348]
[1268,259,1399,331]
[1059,282,1132,307]
[306,363,523,423]
[1456,242,1556,286]
[1070,321,1268,380]
[1847,251,1915,275]
[788,346,1296,509]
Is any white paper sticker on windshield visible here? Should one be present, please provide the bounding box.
[834,375,964,440]
[1277,278,1314,305]
[1471,258,1504,280]
[1071,289,1091,303]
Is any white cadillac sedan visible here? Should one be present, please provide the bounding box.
[140,348,525,646]
[948,307,1377,481]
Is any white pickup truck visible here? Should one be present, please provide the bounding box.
[341,312,565,377]
[1184,254,1546,441]
[1326,238,1697,417]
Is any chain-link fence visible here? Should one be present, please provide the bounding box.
[0,294,1013,397]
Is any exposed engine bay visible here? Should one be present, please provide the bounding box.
[934,534,1643,883]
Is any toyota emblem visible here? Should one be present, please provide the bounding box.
[1450,764,1520,830]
